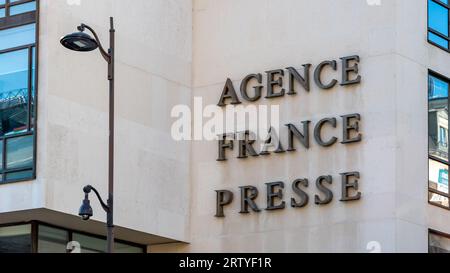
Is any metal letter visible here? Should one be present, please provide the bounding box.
[240,74,263,102]
[315,176,333,205]
[217,78,242,106]
[286,64,311,95]
[239,186,261,213]
[260,127,285,155]
[291,179,309,208]
[341,113,362,144]
[340,172,362,202]
[340,55,361,86]
[215,190,234,217]
[266,182,286,210]
[217,134,234,161]
[237,131,259,159]
[265,69,285,99]
[286,121,311,151]
[314,118,338,147]
[314,60,338,89]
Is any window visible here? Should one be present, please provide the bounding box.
[429,71,450,209]
[0,224,31,253]
[428,0,450,51]
[72,232,145,253]
[0,0,36,19]
[0,0,37,183]
[0,222,145,253]
[429,230,450,253]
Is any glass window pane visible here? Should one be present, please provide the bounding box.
[72,233,106,253]
[429,32,449,49]
[6,169,33,180]
[72,233,144,253]
[429,192,449,207]
[0,8,5,18]
[115,242,144,253]
[0,24,36,51]
[430,232,450,253]
[429,75,449,162]
[38,225,69,253]
[0,49,29,137]
[6,135,33,169]
[429,75,450,99]
[429,159,449,195]
[429,0,449,36]
[0,224,31,253]
[0,0,5,5]
[10,1,36,16]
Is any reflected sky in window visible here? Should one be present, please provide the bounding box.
[0,24,36,51]
[429,75,450,99]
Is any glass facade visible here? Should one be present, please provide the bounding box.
[429,72,450,209]
[428,0,450,50]
[0,223,145,253]
[0,0,37,183]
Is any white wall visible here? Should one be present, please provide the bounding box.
[152,0,450,253]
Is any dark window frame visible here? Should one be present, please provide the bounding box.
[428,70,450,210]
[428,0,450,52]
[429,229,450,253]
[0,0,38,184]
[0,0,36,18]
[0,221,147,253]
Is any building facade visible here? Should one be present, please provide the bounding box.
[0,0,449,253]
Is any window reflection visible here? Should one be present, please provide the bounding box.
[0,22,36,183]
[0,223,145,253]
[73,233,144,253]
[0,24,36,51]
[430,232,450,253]
[429,159,449,195]
[428,0,450,50]
[0,224,31,253]
[38,225,69,253]
[7,135,33,169]
[10,1,36,16]
[429,73,450,209]
[429,0,449,36]
[0,49,29,137]
[428,75,449,162]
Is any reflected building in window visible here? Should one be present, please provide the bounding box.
[0,1,36,183]
[429,73,450,208]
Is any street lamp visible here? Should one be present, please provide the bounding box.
[60,17,116,253]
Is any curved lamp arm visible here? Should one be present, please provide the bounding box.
[84,185,110,213]
[77,24,111,63]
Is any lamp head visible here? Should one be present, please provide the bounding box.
[60,30,98,52]
[79,194,93,221]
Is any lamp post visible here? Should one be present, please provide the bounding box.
[60,17,115,253]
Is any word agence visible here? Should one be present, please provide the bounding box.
[214,55,363,217]
[217,55,361,106]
